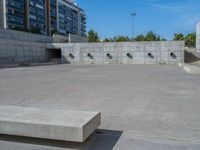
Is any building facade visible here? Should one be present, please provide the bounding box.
[197,22,200,52]
[57,0,86,36]
[0,0,86,36]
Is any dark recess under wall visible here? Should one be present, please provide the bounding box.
[46,49,62,63]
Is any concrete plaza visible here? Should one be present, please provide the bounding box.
[0,64,200,150]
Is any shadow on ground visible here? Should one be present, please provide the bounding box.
[0,129,123,150]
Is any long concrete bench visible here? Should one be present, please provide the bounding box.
[0,105,101,142]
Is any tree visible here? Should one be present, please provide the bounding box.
[113,36,130,42]
[185,33,196,47]
[173,33,184,41]
[134,34,146,41]
[87,29,100,42]
[103,38,111,42]
[145,31,160,41]
[103,36,130,42]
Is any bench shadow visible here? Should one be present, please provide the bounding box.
[0,129,123,150]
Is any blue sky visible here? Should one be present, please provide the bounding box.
[76,0,200,40]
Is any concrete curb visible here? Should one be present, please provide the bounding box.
[178,63,200,74]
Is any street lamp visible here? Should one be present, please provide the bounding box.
[130,13,136,41]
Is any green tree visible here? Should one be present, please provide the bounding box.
[134,34,146,41]
[87,29,100,42]
[103,36,130,42]
[185,33,196,47]
[103,38,111,42]
[173,33,184,41]
[145,31,160,41]
[103,31,164,42]
[113,36,130,42]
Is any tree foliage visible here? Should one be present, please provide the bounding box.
[134,31,161,41]
[87,29,196,47]
[134,34,146,41]
[173,33,196,47]
[103,38,110,42]
[87,29,100,42]
[185,33,196,47]
[117,36,130,42]
[115,36,130,42]
[104,36,130,42]
[173,33,185,41]
[145,31,160,41]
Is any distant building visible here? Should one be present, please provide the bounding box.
[0,0,86,36]
[197,22,200,52]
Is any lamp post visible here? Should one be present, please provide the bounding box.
[130,13,136,41]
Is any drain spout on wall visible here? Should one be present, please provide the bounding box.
[107,53,112,59]
[87,53,94,59]
[127,53,133,59]
[170,53,177,59]
[148,53,154,59]
[69,53,75,59]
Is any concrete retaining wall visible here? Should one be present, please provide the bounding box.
[0,29,87,44]
[53,34,88,43]
[47,41,184,64]
[0,29,53,43]
[53,34,69,43]
[0,39,47,67]
[0,41,184,67]
[69,34,88,43]
[197,23,200,52]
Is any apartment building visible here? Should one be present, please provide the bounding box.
[0,0,86,36]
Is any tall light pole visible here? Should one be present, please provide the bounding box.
[130,13,136,41]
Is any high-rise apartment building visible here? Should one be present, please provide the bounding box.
[0,0,86,36]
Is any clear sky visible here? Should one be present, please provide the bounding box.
[76,0,200,40]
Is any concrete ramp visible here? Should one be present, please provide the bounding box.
[0,106,101,142]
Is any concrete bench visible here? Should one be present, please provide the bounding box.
[0,105,101,142]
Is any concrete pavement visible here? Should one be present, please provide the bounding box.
[0,64,200,149]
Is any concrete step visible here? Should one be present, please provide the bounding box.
[0,105,101,142]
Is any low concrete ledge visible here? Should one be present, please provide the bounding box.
[0,106,101,142]
[178,63,200,74]
[178,63,184,68]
